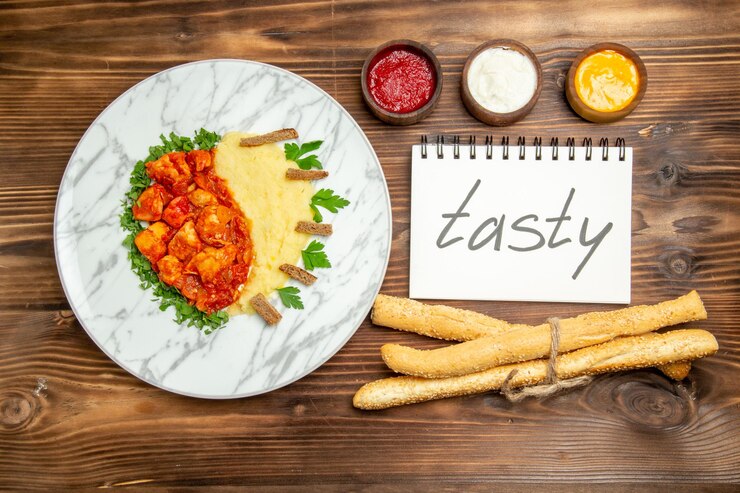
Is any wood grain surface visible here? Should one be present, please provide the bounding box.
[1,0,739,490]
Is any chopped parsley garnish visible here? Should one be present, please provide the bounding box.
[309,188,350,223]
[284,140,324,170]
[301,240,331,271]
[120,128,227,334]
[276,286,304,309]
[194,128,221,150]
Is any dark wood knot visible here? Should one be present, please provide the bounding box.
[1,393,35,430]
[611,376,691,429]
[638,122,688,139]
[54,309,76,326]
[656,161,688,187]
[175,16,196,42]
[658,247,697,279]
[555,71,566,89]
[292,402,306,417]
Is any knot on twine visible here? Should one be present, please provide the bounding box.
[501,317,592,402]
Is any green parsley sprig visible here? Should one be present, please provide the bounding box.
[194,128,221,150]
[120,128,226,334]
[284,140,324,170]
[276,286,304,309]
[301,240,331,271]
[309,188,350,223]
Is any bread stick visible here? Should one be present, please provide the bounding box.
[354,329,718,410]
[373,292,705,380]
[372,294,525,341]
[380,291,707,378]
[658,361,692,380]
[372,291,706,342]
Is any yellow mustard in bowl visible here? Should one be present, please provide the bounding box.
[574,49,639,112]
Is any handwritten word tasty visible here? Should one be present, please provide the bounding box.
[436,180,612,279]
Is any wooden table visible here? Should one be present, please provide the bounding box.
[1,1,738,490]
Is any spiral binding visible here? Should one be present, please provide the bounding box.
[599,137,609,160]
[583,138,592,161]
[534,137,542,160]
[566,137,576,160]
[616,137,626,161]
[420,135,625,161]
[517,136,526,159]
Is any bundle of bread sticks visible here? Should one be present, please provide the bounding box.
[353,291,717,410]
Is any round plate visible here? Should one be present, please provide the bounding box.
[54,60,392,399]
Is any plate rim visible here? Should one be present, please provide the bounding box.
[53,58,393,399]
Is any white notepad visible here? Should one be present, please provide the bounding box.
[410,137,633,304]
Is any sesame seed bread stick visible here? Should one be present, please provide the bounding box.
[657,361,692,380]
[380,291,706,378]
[353,329,717,410]
[372,291,706,342]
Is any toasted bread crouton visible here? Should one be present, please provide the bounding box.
[285,168,329,180]
[250,293,282,325]
[279,264,318,286]
[239,128,298,147]
[296,221,333,236]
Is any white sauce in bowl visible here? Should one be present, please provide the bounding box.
[467,47,537,113]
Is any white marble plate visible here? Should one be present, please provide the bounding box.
[54,60,391,398]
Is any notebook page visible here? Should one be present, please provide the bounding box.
[409,143,633,304]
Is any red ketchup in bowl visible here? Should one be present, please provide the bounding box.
[366,46,436,114]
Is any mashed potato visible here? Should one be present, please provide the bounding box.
[214,132,315,314]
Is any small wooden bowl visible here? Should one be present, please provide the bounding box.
[361,39,442,125]
[566,42,647,123]
[461,39,542,126]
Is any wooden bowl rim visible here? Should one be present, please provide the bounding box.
[361,39,443,125]
[565,42,648,123]
[460,39,543,126]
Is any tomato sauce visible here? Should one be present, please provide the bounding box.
[367,46,436,113]
[132,149,254,314]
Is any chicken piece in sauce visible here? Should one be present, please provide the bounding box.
[146,153,189,187]
[132,184,172,222]
[132,149,254,314]
[168,220,202,262]
[157,255,184,285]
[162,195,195,229]
[134,221,174,266]
[187,245,239,284]
[187,188,218,208]
[185,149,212,172]
[194,170,233,207]
[196,204,234,246]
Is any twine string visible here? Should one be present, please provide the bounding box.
[500,317,592,402]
